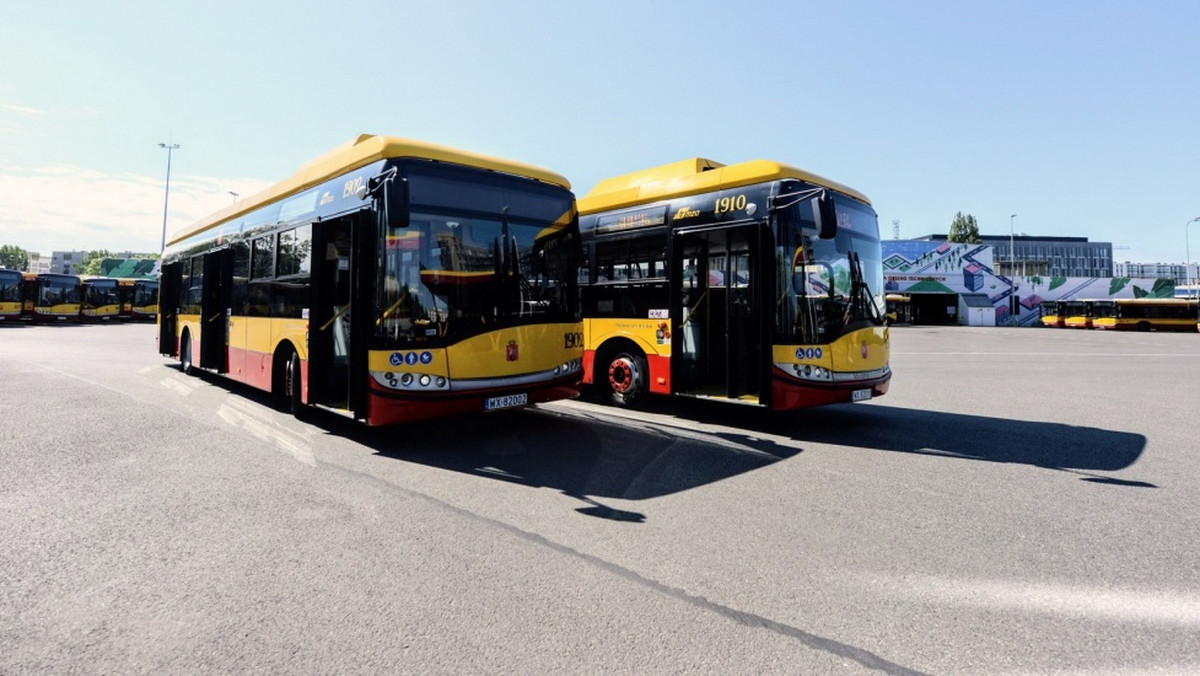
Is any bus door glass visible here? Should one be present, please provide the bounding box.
[673,224,763,400]
[200,248,233,373]
[310,212,373,415]
[159,262,181,355]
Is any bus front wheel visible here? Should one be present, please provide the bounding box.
[605,351,647,408]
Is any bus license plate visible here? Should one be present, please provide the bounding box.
[485,393,528,411]
[851,389,872,402]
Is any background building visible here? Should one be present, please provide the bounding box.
[913,234,1113,278]
[1114,261,1187,285]
[51,250,89,274]
[883,240,1168,327]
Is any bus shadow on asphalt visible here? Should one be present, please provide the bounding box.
[340,405,802,523]
[760,403,1152,482]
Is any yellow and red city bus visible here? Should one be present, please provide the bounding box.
[1092,298,1199,332]
[0,269,24,323]
[577,157,890,410]
[1039,300,1064,328]
[32,273,82,323]
[1061,299,1094,329]
[81,277,122,322]
[117,278,158,321]
[159,134,583,425]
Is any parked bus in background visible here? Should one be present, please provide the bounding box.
[159,134,583,425]
[0,269,24,323]
[32,273,82,323]
[576,157,890,410]
[1061,299,1094,329]
[885,294,911,324]
[1039,300,1064,328]
[1092,298,1199,332]
[81,277,122,322]
[125,278,158,321]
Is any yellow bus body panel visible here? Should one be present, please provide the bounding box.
[579,157,872,214]
[583,317,669,359]
[167,134,571,247]
[366,323,582,380]
[771,326,890,373]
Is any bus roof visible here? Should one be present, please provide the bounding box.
[167,134,572,247]
[578,157,872,214]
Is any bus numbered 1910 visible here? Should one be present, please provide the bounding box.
[577,157,890,410]
[159,134,584,426]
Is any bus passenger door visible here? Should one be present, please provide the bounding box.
[310,212,373,417]
[158,262,181,356]
[672,225,764,401]
[200,248,233,373]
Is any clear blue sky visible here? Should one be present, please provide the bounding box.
[2,0,1198,264]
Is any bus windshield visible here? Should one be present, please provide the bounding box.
[377,173,578,347]
[84,279,119,306]
[783,194,885,342]
[40,276,80,305]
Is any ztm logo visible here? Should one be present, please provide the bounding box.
[506,341,519,362]
[861,341,869,359]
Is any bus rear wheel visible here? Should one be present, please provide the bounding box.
[179,332,195,376]
[605,351,647,408]
[285,352,310,420]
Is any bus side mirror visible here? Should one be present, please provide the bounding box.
[813,192,838,239]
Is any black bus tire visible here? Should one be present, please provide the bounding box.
[180,332,195,375]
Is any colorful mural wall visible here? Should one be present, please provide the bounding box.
[882,241,1174,327]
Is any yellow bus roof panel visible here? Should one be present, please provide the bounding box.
[579,157,871,214]
[168,135,571,247]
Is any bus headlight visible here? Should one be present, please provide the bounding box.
[419,374,431,387]
[401,373,414,387]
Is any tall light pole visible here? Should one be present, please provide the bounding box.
[1009,214,1017,325]
[1186,216,1200,298]
[158,142,180,251]
[1009,214,1017,276]
[229,191,239,203]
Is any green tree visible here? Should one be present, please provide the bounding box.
[76,249,116,276]
[947,212,980,243]
[0,244,29,271]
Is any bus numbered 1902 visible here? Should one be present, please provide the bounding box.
[577,157,890,410]
[159,134,584,426]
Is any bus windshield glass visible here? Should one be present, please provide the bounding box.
[377,170,578,347]
[84,279,119,307]
[781,193,885,342]
[40,276,80,305]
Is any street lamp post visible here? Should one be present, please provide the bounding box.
[1009,214,1017,277]
[1009,214,1017,325]
[229,191,239,203]
[1186,216,1200,298]
[158,142,180,251]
